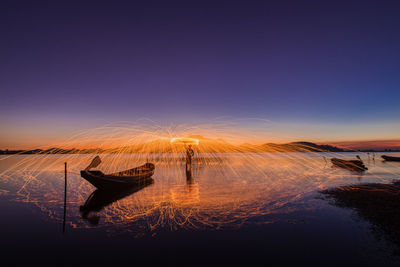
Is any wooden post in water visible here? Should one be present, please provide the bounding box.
[63,162,67,233]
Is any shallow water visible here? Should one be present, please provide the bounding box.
[1,152,400,265]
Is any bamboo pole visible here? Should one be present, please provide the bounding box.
[63,162,67,233]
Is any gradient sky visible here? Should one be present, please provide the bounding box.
[1,0,400,148]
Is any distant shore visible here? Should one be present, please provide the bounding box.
[1,141,399,155]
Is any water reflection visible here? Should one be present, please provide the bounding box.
[186,169,193,184]
[1,152,400,236]
[80,179,154,225]
[186,167,198,194]
[322,182,400,254]
[331,165,366,181]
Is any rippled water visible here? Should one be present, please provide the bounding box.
[1,152,400,265]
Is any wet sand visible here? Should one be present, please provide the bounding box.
[321,181,400,253]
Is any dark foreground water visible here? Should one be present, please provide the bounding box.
[1,152,400,266]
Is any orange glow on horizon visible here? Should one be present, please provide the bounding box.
[1,120,399,151]
[330,139,400,150]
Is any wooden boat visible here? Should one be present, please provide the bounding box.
[80,156,155,189]
[381,155,400,162]
[331,157,368,171]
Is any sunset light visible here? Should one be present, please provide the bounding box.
[2,1,400,266]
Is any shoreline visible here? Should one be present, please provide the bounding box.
[321,181,400,251]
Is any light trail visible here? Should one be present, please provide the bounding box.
[0,119,398,236]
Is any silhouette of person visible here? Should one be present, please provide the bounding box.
[186,145,194,172]
[186,145,194,164]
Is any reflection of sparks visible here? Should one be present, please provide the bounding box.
[0,119,394,237]
[0,152,381,236]
[170,137,199,145]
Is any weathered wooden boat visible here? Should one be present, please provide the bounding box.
[331,157,368,171]
[381,155,400,162]
[80,156,155,189]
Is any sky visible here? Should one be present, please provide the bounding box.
[1,0,400,149]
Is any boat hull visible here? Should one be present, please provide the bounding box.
[80,163,155,189]
[382,155,400,162]
[331,158,368,171]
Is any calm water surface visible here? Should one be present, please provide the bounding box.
[1,152,400,266]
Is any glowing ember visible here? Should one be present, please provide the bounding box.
[0,120,388,237]
[170,137,199,145]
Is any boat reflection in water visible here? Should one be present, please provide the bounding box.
[331,164,366,181]
[80,179,154,225]
[3,152,399,235]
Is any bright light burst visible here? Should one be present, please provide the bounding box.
[170,137,199,145]
[1,119,393,236]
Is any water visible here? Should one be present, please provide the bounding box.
[1,152,400,266]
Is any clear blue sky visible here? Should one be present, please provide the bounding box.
[1,0,399,148]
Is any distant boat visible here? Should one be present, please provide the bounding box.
[381,155,400,162]
[80,156,155,189]
[331,156,368,171]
